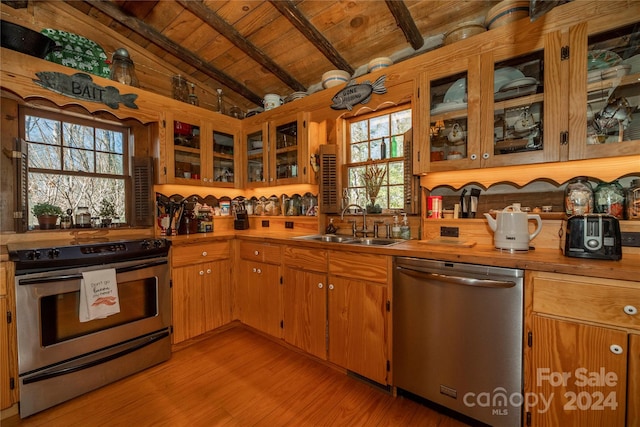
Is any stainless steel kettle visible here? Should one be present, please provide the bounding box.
[484,204,542,251]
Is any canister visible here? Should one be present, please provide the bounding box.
[428,196,442,219]
[627,179,640,220]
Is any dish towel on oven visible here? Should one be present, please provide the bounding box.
[79,268,121,322]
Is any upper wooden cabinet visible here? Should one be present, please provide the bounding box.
[158,110,240,187]
[243,112,322,188]
[415,14,640,174]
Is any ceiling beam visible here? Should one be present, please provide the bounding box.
[80,0,264,106]
[269,0,354,75]
[385,0,424,50]
[177,0,306,93]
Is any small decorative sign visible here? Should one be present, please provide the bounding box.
[330,75,387,111]
[33,71,138,110]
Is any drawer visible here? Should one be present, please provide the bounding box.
[532,271,640,330]
[283,246,327,272]
[172,241,230,267]
[239,241,281,264]
[328,250,388,283]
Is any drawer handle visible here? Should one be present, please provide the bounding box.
[610,344,623,355]
[206,269,211,274]
[202,251,208,257]
[199,270,204,276]
[328,284,334,290]
[318,283,323,289]
[256,268,262,274]
[624,305,638,316]
[254,250,259,256]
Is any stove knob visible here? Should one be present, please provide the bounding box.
[141,240,151,249]
[153,239,163,248]
[48,248,60,259]
[27,250,41,260]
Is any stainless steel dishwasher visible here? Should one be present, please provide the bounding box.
[393,257,524,427]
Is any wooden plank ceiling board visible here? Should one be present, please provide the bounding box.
[52,0,504,112]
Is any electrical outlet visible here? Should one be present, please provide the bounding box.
[262,220,269,228]
[285,221,294,229]
[621,232,640,247]
[440,226,459,238]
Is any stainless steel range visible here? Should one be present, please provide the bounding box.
[9,237,172,418]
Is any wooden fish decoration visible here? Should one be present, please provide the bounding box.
[33,71,138,109]
[330,75,387,111]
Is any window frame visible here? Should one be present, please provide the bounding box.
[20,106,131,230]
[343,105,412,212]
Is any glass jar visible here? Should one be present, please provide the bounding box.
[594,180,625,219]
[627,179,640,220]
[564,176,594,216]
[75,207,91,228]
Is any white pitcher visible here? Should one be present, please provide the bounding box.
[484,204,542,251]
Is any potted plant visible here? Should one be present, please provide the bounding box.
[32,202,63,230]
[363,164,386,214]
[99,198,117,227]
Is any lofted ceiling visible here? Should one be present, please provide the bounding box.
[58,0,513,114]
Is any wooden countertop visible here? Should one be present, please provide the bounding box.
[3,231,637,283]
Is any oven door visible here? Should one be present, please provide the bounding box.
[15,257,171,375]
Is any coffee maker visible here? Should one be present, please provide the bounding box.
[234,200,250,230]
[178,198,198,235]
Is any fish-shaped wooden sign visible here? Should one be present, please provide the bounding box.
[330,75,387,111]
[33,71,138,110]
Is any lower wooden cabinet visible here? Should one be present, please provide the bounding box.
[171,241,232,344]
[237,241,283,338]
[528,271,640,426]
[0,261,17,411]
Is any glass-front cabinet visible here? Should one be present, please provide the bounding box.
[162,111,239,187]
[244,112,318,188]
[569,21,640,160]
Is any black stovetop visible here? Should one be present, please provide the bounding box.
[8,236,171,274]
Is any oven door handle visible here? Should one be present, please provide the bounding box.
[21,329,170,385]
[396,267,516,288]
[17,259,168,285]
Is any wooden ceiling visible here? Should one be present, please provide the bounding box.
[8,1,511,113]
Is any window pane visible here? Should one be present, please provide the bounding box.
[350,121,368,143]
[63,147,94,172]
[96,152,124,175]
[28,144,61,169]
[371,138,385,160]
[391,110,412,134]
[25,115,60,145]
[388,161,404,185]
[63,123,94,149]
[389,185,404,209]
[350,142,368,163]
[96,129,124,153]
[28,173,126,229]
[370,116,389,139]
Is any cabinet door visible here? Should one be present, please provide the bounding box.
[568,21,640,161]
[172,264,206,344]
[0,297,10,410]
[203,259,232,332]
[283,267,327,360]
[210,128,237,186]
[238,259,282,337]
[270,112,311,186]
[629,333,640,427]
[244,122,269,187]
[328,276,387,384]
[167,113,204,184]
[530,315,627,427]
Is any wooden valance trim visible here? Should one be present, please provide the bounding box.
[419,155,640,190]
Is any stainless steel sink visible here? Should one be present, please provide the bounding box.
[295,235,401,246]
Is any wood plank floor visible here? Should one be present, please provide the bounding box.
[3,326,469,427]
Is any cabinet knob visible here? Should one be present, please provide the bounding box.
[318,283,323,289]
[482,152,490,160]
[470,153,477,160]
[328,284,334,290]
[202,251,208,256]
[206,269,212,274]
[256,268,262,274]
[609,344,624,355]
[623,305,638,316]
[199,270,204,276]
[254,250,259,256]
[252,267,257,273]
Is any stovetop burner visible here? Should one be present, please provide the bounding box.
[8,236,171,274]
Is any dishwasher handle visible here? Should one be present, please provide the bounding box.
[397,267,516,289]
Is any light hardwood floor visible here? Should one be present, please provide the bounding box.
[3,326,469,426]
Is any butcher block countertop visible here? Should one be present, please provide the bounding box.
[166,231,640,283]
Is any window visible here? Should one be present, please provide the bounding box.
[345,107,412,211]
[22,107,129,229]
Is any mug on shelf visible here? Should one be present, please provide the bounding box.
[263,94,283,111]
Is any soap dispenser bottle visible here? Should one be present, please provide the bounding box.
[325,218,337,234]
[391,215,401,239]
[400,213,411,240]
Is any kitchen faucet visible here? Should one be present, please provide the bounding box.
[340,204,369,237]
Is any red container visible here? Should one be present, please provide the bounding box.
[174,121,192,135]
[428,196,442,219]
